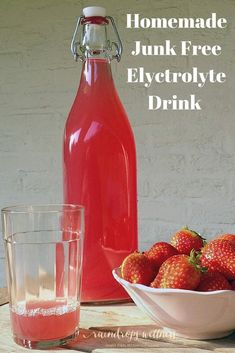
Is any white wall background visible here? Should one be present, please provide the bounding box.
[0,0,235,286]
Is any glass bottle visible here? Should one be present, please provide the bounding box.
[63,6,138,303]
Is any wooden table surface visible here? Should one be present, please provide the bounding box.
[1,288,235,353]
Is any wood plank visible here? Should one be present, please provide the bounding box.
[91,324,235,351]
[69,304,235,352]
[0,294,235,353]
[0,288,8,306]
[79,303,155,329]
[93,349,216,353]
[68,327,184,351]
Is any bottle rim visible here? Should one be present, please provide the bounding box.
[81,16,109,25]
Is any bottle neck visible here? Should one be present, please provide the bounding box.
[77,19,118,94]
[82,21,110,60]
[79,58,116,93]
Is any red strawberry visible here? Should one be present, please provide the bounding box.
[215,234,235,247]
[145,242,178,270]
[200,239,235,280]
[121,252,156,285]
[150,252,201,290]
[197,272,231,291]
[230,281,235,290]
[171,227,205,255]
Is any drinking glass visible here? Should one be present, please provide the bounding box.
[1,204,84,349]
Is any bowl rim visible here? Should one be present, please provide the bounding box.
[113,268,235,296]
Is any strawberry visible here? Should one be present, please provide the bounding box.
[215,234,235,247]
[150,252,201,290]
[145,242,178,270]
[197,272,231,291]
[200,239,235,280]
[121,252,156,285]
[171,227,205,255]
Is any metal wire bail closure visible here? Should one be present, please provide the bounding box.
[70,15,123,62]
[106,16,123,62]
[71,16,84,62]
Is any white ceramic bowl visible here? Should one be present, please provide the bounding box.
[113,268,235,340]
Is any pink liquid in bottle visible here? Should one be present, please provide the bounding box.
[63,10,138,302]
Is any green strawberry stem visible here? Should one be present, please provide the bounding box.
[183,226,207,242]
[189,249,207,273]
